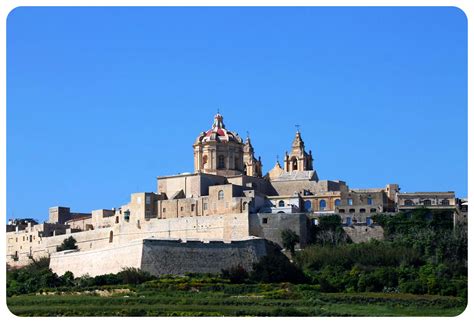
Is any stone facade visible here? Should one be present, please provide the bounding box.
[6,113,464,274]
[50,238,274,277]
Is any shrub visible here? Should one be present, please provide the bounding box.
[56,237,78,252]
[117,267,155,285]
[250,251,307,284]
[221,265,249,284]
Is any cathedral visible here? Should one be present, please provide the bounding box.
[6,113,462,276]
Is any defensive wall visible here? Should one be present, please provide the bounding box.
[6,212,250,267]
[50,237,274,277]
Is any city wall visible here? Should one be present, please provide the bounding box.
[6,212,250,267]
[50,238,273,277]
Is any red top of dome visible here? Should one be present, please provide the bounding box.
[195,113,242,145]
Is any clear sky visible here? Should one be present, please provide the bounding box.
[7,6,467,222]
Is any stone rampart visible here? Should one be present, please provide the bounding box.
[49,238,273,277]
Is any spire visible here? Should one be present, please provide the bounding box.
[245,131,252,145]
[292,129,304,149]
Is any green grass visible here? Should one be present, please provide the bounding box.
[7,282,467,317]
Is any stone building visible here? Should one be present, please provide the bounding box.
[5,113,463,276]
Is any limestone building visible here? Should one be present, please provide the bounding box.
[5,113,464,276]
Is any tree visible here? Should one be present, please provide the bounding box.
[56,236,78,252]
[281,229,300,255]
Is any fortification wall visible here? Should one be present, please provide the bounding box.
[50,238,273,277]
[50,239,143,276]
[141,238,271,275]
[249,213,308,248]
[7,212,249,268]
[343,225,384,243]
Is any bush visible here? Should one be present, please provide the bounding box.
[117,267,155,285]
[56,237,78,252]
[221,265,249,284]
[250,251,307,284]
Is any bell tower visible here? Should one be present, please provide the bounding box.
[283,130,313,172]
[243,135,262,177]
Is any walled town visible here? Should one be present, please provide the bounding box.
[6,113,468,277]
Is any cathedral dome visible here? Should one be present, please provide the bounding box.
[194,113,243,144]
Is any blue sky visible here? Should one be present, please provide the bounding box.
[7,7,467,222]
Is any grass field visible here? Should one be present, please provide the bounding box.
[7,280,467,316]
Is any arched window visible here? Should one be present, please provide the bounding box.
[339,209,345,213]
[109,231,113,243]
[334,199,341,207]
[218,190,224,200]
[218,155,225,169]
[423,199,432,206]
[304,200,312,212]
[441,199,450,206]
[404,199,414,206]
[291,157,298,171]
[349,208,355,213]
[278,200,285,207]
[370,208,377,213]
[319,200,327,211]
[115,216,119,224]
[360,208,366,213]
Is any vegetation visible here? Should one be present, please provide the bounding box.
[7,275,466,316]
[296,209,467,298]
[281,229,300,255]
[56,236,78,252]
[6,208,467,316]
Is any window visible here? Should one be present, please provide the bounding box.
[359,208,366,213]
[202,155,208,165]
[180,206,184,211]
[218,190,224,200]
[191,204,195,212]
[146,195,151,205]
[115,216,119,224]
[313,218,319,225]
[370,208,377,213]
[262,218,268,224]
[304,200,312,212]
[349,208,355,213]
[319,200,326,211]
[278,200,285,207]
[404,199,414,206]
[423,199,432,206]
[218,155,225,169]
[291,157,298,171]
[203,203,208,210]
[243,202,247,210]
[335,199,341,207]
[162,208,166,213]
[367,197,372,205]
[347,198,353,206]
[339,209,345,213]
[109,231,113,243]
[234,157,239,170]
[346,217,352,225]
[441,199,450,206]
[29,235,32,242]
[366,217,373,225]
